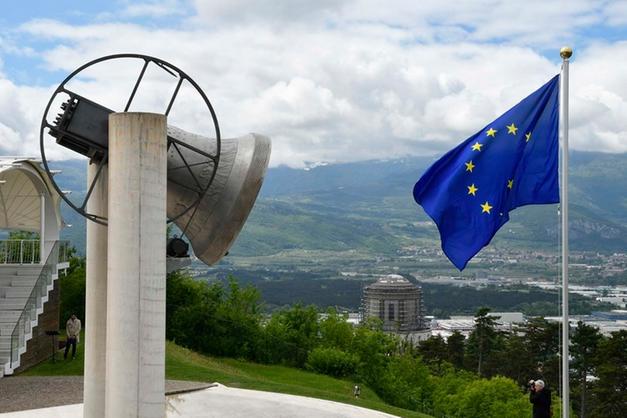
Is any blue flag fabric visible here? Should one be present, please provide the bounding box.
[413,75,560,270]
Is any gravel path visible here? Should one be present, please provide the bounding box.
[0,376,214,413]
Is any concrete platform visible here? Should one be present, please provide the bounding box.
[0,383,398,417]
[0,377,213,413]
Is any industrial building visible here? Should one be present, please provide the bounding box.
[361,274,430,344]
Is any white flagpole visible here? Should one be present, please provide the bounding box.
[559,46,572,418]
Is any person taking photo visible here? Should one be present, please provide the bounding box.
[529,379,551,418]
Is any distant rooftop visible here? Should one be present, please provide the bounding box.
[367,274,416,290]
[377,274,407,284]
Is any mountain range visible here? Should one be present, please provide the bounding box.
[55,151,627,257]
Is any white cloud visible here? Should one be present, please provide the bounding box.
[192,0,608,45]
[0,78,53,157]
[604,1,627,27]
[121,0,187,18]
[2,1,627,168]
[0,123,22,155]
[570,41,627,153]
[191,0,347,26]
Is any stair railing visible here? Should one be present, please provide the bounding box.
[9,241,60,367]
[57,240,71,264]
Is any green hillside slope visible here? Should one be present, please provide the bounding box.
[22,340,430,418]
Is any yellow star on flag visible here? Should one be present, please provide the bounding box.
[465,161,475,172]
[507,123,518,135]
[486,128,497,137]
[525,132,532,142]
[467,184,478,196]
[507,179,514,189]
[471,142,483,151]
[481,201,493,214]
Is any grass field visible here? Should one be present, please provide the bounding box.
[22,338,431,418]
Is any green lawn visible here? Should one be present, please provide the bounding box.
[22,339,431,418]
[21,330,85,376]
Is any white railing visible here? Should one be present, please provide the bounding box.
[0,240,70,265]
[0,240,40,264]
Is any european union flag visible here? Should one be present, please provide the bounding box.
[413,76,560,270]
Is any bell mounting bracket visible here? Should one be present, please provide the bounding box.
[40,53,221,226]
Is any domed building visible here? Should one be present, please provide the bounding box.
[361,274,429,344]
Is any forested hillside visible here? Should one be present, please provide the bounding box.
[54,265,625,418]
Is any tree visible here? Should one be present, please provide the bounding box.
[431,367,474,417]
[499,332,532,386]
[166,269,213,342]
[261,304,319,367]
[571,321,603,418]
[376,354,433,412]
[257,312,290,364]
[465,307,503,377]
[166,273,263,359]
[432,372,529,418]
[523,317,560,388]
[590,330,627,418]
[166,273,223,354]
[447,331,465,369]
[351,318,398,387]
[418,335,447,374]
[213,277,263,358]
[318,308,353,350]
[8,230,39,240]
[452,377,529,418]
[499,317,560,389]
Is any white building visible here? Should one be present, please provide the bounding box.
[431,312,525,339]
[0,158,68,377]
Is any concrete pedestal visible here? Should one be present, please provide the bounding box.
[105,113,167,418]
[84,163,108,418]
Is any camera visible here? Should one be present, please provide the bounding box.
[527,380,536,390]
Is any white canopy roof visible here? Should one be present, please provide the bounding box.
[0,158,61,232]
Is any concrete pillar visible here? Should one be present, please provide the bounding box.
[105,113,167,418]
[84,163,108,418]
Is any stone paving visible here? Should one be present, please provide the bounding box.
[0,376,213,413]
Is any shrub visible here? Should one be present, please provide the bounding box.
[433,374,529,418]
[306,347,358,377]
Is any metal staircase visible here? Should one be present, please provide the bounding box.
[0,240,69,376]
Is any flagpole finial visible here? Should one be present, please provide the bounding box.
[560,46,573,59]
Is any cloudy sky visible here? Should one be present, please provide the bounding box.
[1,0,626,167]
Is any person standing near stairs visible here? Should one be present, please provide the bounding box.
[64,314,81,360]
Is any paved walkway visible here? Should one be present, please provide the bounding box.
[0,382,398,418]
[166,384,399,418]
[0,376,212,413]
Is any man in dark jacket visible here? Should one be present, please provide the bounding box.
[529,379,551,418]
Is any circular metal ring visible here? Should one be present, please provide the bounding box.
[40,53,221,226]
